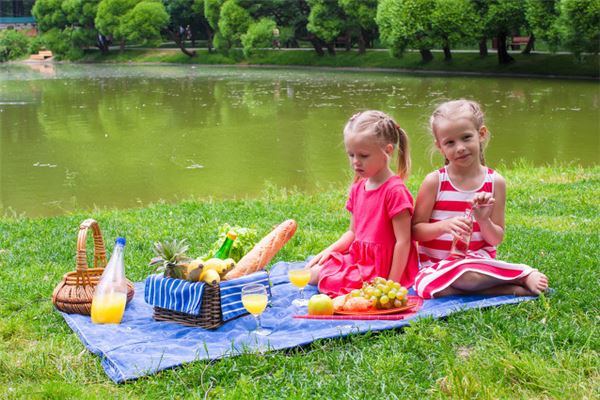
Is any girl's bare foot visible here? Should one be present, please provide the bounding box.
[523,270,549,295]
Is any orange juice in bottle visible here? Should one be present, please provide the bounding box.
[91,237,128,324]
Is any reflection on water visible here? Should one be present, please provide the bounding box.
[0,64,598,217]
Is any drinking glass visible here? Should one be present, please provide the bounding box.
[288,266,311,306]
[241,284,271,336]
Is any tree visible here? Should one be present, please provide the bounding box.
[525,0,561,53]
[559,0,600,58]
[218,0,251,50]
[471,0,490,56]
[32,0,102,57]
[163,0,199,57]
[121,1,169,47]
[484,0,526,64]
[241,17,275,56]
[338,0,378,54]
[431,0,478,61]
[376,0,435,62]
[95,0,139,50]
[306,0,346,55]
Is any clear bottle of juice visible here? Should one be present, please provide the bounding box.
[450,208,473,258]
[91,237,128,324]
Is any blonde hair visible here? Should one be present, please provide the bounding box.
[344,110,410,180]
[429,99,489,165]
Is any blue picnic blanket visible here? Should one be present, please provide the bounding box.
[60,260,538,383]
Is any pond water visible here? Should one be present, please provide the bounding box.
[1,64,598,217]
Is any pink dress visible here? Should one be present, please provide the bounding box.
[317,176,419,297]
[414,167,533,299]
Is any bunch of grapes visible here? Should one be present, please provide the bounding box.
[350,277,409,310]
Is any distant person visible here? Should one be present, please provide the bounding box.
[412,99,549,298]
[306,111,419,296]
[272,27,280,49]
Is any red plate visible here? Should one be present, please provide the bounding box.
[334,302,417,316]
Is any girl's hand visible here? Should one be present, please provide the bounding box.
[471,193,495,222]
[443,216,472,239]
[306,249,333,269]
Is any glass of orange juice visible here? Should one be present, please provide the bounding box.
[288,266,311,306]
[241,284,271,336]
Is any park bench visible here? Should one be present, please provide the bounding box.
[510,36,531,50]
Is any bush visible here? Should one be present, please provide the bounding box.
[0,29,30,62]
[28,35,45,54]
[241,18,276,57]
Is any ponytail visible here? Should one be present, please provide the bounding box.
[396,127,410,180]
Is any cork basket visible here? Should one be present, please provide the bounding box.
[52,219,135,315]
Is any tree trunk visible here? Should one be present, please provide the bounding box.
[344,31,351,51]
[167,29,196,58]
[96,34,109,54]
[326,43,336,55]
[523,33,535,54]
[201,20,213,53]
[443,42,452,61]
[358,29,366,54]
[479,37,488,57]
[308,35,324,56]
[420,48,433,63]
[119,40,125,52]
[497,33,514,64]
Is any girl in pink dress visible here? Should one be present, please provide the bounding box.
[306,110,419,297]
[412,99,549,299]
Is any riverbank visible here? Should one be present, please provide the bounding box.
[77,48,600,79]
[0,163,598,398]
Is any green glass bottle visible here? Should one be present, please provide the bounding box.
[214,231,237,259]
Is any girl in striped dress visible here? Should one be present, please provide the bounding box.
[412,100,548,299]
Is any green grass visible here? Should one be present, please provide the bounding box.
[76,48,600,78]
[0,163,598,399]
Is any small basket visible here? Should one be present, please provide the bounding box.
[153,283,223,329]
[52,219,135,315]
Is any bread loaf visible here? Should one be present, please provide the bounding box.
[225,219,297,280]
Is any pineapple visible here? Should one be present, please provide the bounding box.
[149,239,191,279]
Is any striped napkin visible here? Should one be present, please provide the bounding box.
[144,271,271,321]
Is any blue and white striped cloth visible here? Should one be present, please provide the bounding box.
[144,271,271,321]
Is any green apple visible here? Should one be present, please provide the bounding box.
[307,294,334,315]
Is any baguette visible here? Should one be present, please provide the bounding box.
[225,219,297,280]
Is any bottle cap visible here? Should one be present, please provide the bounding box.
[226,231,237,240]
[115,237,126,246]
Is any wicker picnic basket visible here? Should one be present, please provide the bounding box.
[52,218,135,315]
[153,283,223,329]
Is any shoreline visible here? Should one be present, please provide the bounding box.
[14,58,599,81]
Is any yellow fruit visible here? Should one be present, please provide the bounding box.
[307,294,334,315]
[204,258,227,274]
[201,269,221,285]
[185,259,204,278]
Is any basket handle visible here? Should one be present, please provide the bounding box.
[76,219,107,275]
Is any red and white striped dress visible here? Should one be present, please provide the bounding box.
[414,167,533,299]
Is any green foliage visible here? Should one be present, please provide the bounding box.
[376,0,436,57]
[0,30,31,62]
[306,0,346,43]
[338,0,377,31]
[525,0,562,51]
[31,0,68,32]
[205,223,258,262]
[95,0,139,44]
[203,0,224,30]
[431,0,479,49]
[122,0,170,46]
[484,0,526,36]
[241,17,276,56]
[218,0,251,48]
[559,0,600,57]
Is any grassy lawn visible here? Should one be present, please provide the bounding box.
[0,163,598,399]
[77,48,600,78]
